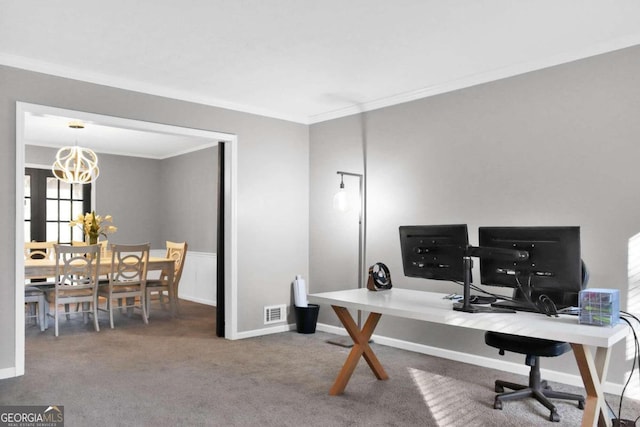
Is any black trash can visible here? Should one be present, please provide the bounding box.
[294,304,319,334]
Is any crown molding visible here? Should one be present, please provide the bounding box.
[308,35,640,124]
[3,34,640,127]
[0,53,309,124]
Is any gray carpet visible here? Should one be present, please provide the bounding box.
[2,300,639,426]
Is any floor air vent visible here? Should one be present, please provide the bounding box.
[264,304,286,324]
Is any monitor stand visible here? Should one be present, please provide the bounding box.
[453,256,515,313]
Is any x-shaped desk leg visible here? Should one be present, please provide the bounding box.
[571,343,612,427]
[329,305,389,395]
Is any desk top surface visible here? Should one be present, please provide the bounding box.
[309,288,628,348]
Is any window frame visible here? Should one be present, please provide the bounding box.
[24,167,91,244]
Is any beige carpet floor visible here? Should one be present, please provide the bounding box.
[1,300,639,426]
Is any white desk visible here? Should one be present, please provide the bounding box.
[309,288,628,427]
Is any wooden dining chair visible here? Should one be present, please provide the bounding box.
[145,241,188,317]
[74,240,110,282]
[98,243,150,328]
[47,244,101,337]
[24,241,57,285]
[24,241,56,261]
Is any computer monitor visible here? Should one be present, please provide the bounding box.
[399,224,469,282]
[478,226,582,308]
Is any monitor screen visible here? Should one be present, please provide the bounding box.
[478,226,582,304]
[399,224,469,282]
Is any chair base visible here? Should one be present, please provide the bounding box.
[493,376,585,422]
[25,288,48,332]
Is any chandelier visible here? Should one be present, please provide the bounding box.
[52,121,100,184]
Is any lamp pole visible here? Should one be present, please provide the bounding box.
[329,170,366,347]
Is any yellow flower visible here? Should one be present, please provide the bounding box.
[70,211,117,242]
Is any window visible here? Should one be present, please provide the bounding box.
[24,168,91,243]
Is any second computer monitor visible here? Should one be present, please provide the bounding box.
[478,226,582,303]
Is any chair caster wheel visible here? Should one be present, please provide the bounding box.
[550,411,560,422]
[578,400,585,410]
[494,399,503,410]
[495,385,504,393]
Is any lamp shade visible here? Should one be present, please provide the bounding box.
[52,146,100,184]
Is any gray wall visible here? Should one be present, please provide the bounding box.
[1,65,309,371]
[309,45,640,386]
[25,145,217,251]
[160,146,218,252]
[95,152,164,248]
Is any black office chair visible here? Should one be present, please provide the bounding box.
[484,262,588,422]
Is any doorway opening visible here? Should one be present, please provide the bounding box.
[15,102,239,376]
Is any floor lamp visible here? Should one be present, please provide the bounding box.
[328,170,366,348]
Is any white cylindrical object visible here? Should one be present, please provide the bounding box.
[293,275,308,307]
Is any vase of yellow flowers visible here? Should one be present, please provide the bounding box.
[70,211,117,244]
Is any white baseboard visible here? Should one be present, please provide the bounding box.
[315,322,628,397]
[180,295,216,306]
[0,366,17,380]
[235,323,296,339]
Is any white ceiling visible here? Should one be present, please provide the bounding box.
[23,109,220,159]
[2,1,640,126]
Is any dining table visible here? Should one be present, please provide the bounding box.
[24,255,177,316]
